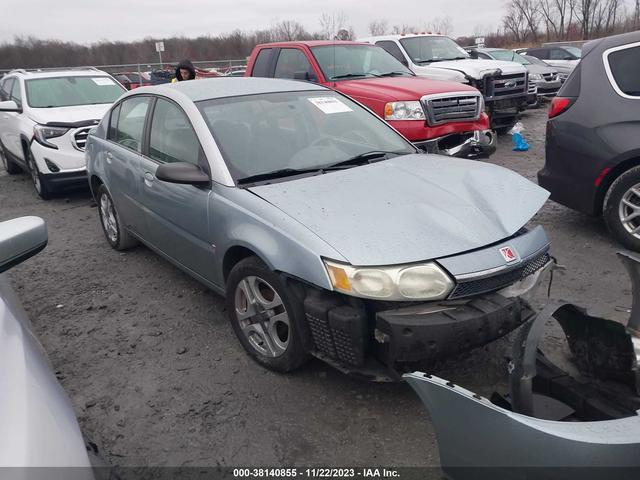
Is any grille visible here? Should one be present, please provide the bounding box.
[527,80,537,94]
[448,252,551,300]
[73,127,92,151]
[489,73,527,98]
[422,93,481,126]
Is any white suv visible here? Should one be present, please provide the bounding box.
[0,68,125,199]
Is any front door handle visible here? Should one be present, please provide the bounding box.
[143,171,155,187]
[105,151,113,164]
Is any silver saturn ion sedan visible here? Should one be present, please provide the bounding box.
[86,77,551,379]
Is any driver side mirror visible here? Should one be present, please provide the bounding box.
[293,71,318,83]
[0,217,48,274]
[155,162,210,187]
[469,50,479,59]
[0,100,22,113]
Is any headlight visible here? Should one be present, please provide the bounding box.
[324,259,454,301]
[529,73,542,80]
[384,101,425,120]
[33,125,69,149]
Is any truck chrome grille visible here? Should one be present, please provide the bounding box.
[422,93,482,126]
[448,251,551,300]
[490,73,528,98]
[73,127,92,151]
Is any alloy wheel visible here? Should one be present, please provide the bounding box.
[99,193,119,243]
[234,276,290,357]
[619,184,640,239]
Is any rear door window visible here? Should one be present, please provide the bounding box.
[274,49,314,79]
[606,44,640,98]
[251,48,273,77]
[111,96,150,152]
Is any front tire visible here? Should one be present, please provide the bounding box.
[226,256,309,372]
[604,166,640,251]
[97,184,138,250]
[25,147,52,199]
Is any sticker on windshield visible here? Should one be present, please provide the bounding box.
[308,97,352,114]
[92,77,116,86]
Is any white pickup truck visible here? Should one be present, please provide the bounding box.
[358,34,529,132]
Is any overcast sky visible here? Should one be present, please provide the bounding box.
[0,0,506,44]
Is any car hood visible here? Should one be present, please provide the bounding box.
[335,76,478,102]
[27,103,112,126]
[248,154,549,266]
[525,63,557,75]
[426,58,527,78]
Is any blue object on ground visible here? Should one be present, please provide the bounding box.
[512,132,530,151]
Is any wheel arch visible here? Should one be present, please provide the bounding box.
[596,156,640,215]
[222,245,265,285]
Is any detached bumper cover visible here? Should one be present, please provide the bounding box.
[405,372,640,480]
[414,129,496,159]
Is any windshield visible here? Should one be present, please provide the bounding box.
[197,91,415,183]
[25,76,125,108]
[311,45,414,81]
[488,49,530,65]
[522,54,545,66]
[562,46,582,58]
[399,36,470,63]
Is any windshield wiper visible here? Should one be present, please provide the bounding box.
[376,71,411,77]
[237,167,322,185]
[329,73,370,80]
[323,150,404,170]
[417,57,466,64]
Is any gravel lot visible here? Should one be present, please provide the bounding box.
[0,106,632,468]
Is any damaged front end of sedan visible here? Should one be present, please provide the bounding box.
[405,251,640,479]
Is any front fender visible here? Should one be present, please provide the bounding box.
[211,185,347,290]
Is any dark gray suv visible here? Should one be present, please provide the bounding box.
[538,31,640,250]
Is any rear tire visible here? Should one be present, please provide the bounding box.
[25,147,52,199]
[97,184,138,250]
[604,166,640,252]
[226,256,309,372]
[0,144,22,174]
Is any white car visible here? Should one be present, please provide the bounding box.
[358,34,529,132]
[0,68,125,199]
[516,45,581,70]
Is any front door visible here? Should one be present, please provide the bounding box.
[138,97,215,282]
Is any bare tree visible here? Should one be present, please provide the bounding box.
[503,4,527,42]
[426,16,454,35]
[273,20,309,41]
[319,11,348,40]
[391,24,414,34]
[368,19,388,36]
[636,0,640,28]
[513,0,541,42]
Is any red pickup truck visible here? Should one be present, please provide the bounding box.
[245,41,496,159]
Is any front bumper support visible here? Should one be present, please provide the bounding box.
[415,129,496,160]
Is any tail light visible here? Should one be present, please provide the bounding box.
[548,97,575,119]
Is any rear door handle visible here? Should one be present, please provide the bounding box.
[144,171,154,187]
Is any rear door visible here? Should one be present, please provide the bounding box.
[104,96,152,237]
[137,96,215,281]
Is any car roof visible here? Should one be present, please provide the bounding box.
[359,33,445,42]
[137,77,328,102]
[5,69,112,79]
[256,40,371,48]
